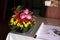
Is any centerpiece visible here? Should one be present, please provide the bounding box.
[9,5,36,33]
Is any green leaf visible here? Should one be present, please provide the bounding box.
[16,5,22,10]
[23,27,29,32]
[31,24,34,30]
[10,25,18,30]
[12,7,16,10]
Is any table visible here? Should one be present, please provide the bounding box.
[6,17,60,40]
[6,32,44,40]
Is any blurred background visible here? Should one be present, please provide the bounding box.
[0,0,60,40]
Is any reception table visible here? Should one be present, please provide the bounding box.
[6,17,60,40]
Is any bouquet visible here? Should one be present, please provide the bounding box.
[9,5,36,33]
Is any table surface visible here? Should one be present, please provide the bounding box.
[6,17,60,40]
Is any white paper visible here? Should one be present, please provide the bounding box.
[45,1,51,6]
[35,22,60,40]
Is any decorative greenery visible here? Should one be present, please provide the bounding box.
[9,5,36,33]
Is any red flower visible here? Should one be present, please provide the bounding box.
[14,9,20,15]
[14,15,20,20]
[23,18,29,22]
[18,19,23,24]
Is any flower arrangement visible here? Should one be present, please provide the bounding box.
[9,5,36,33]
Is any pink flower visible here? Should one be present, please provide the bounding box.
[20,13,32,20]
[26,14,32,19]
[23,9,29,14]
[20,13,26,19]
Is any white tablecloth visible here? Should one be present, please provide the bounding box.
[6,33,44,40]
[6,17,60,40]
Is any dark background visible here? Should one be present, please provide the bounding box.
[5,0,47,20]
